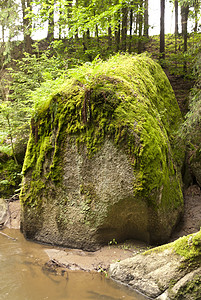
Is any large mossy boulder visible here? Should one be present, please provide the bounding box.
[20,54,184,250]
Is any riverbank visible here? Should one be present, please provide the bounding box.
[2,184,200,275]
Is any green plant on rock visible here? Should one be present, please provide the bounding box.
[21,54,184,211]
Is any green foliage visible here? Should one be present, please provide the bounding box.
[0,157,22,197]
[0,0,20,67]
[0,49,68,158]
[178,37,201,142]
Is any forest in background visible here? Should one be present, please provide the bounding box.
[0,0,201,196]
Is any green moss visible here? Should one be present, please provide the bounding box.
[144,231,201,262]
[172,275,201,300]
[21,53,184,212]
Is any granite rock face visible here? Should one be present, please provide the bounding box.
[20,54,184,250]
[0,198,8,225]
[109,231,201,300]
[190,148,201,188]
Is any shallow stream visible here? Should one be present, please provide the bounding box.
[0,229,147,300]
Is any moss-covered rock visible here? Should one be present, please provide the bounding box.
[20,54,184,250]
[109,230,201,299]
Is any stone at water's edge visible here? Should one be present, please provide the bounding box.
[109,230,201,300]
[0,198,8,225]
[20,54,184,251]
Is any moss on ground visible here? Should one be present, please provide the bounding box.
[20,53,184,214]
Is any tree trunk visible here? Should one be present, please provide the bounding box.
[128,7,133,53]
[96,24,99,45]
[174,0,178,53]
[138,0,143,54]
[121,6,128,51]
[181,5,189,52]
[21,0,32,53]
[108,26,112,48]
[160,0,165,60]
[75,0,79,40]
[144,0,149,38]
[175,0,178,36]
[115,21,121,52]
[194,0,199,32]
[47,0,55,41]
[181,4,189,73]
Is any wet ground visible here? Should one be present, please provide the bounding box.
[3,183,201,274]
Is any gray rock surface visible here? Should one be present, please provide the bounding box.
[109,231,201,300]
[0,198,8,225]
[109,249,183,298]
[190,148,201,188]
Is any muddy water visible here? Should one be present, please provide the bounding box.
[0,229,147,300]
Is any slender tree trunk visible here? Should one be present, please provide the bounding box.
[96,25,99,45]
[47,0,55,41]
[194,0,199,32]
[128,7,133,53]
[174,0,178,53]
[138,0,143,54]
[21,0,32,53]
[181,5,189,52]
[175,0,178,36]
[144,0,149,38]
[181,5,189,73]
[58,2,62,39]
[160,0,165,60]
[74,0,79,39]
[121,5,128,51]
[107,0,112,49]
[108,26,112,48]
[115,21,121,52]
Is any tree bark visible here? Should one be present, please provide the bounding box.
[121,5,128,51]
[175,0,178,36]
[138,0,143,54]
[160,0,165,59]
[115,21,121,52]
[181,4,189,73]
[194,0,199,32]
[181,5,189,52]
[47,0,55,41]
[108,26,112,48]
[128,7,133,53]
[144,0,149,38]
[21,0,32,53]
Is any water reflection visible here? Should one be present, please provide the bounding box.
[0,229,147,300]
